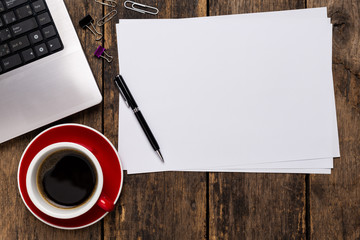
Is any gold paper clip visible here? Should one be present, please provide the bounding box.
[124,1,159,15]
[95,0,117,7]
[97,9,118,26]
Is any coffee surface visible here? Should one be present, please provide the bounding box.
[38,150,96,207]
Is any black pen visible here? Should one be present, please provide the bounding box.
[114,75,164,163]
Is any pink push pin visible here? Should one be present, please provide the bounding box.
[94,45,113,63]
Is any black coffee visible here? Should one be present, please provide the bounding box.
[37,149,97,207]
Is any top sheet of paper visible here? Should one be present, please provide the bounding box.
[116,8,339,171]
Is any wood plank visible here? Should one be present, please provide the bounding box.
[307,0,360,239]
[210,0,305,15]
[0,0,104,238]
[208,1,307,239]
[102,1,207,239]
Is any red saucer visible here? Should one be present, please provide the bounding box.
[17,124,123,229]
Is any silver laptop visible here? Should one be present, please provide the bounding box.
[0,0,102,143]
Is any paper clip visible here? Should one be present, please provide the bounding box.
[94,46,113,63]
[95,0,117,7]
[124,1,159,15]
[79,15,103,41]
[97,9,118,26]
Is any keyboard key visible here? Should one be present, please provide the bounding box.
[2,54,22,70]
[0,2,5,13]
[4,0,27,10]
[21,48,35,63]
[3,11,17,25]
[28,30,42,44]
[11,18,38,36]
[37,12,51,25]
[42,25,55,38]
[47,38,61,52]
[34,43,48,57]
[0,28,12,42]
[32,0,46,13]
[9,35,30,52]
[0,43,10,57]
[16,5,33,19]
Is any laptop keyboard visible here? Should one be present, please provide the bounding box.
[0,0,64,75]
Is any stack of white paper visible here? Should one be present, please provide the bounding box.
[116,8,339,174]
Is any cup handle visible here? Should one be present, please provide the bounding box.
[97,195,115,212]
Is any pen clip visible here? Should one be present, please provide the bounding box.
[115,76,130,108]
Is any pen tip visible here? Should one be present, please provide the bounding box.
[156,150,165,163]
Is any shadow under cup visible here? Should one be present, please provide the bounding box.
[26,142,104,219]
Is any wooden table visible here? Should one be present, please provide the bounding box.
[1,0,359,239]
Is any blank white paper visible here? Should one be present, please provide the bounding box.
[116,8,339,174]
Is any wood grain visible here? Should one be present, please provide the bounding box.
[209,0,305,15]
[102,1,208,239]
[0,0,103,238]
[307,0,360,239]
[208,1,307,239]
